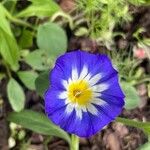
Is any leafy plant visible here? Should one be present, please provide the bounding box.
[75,0,149,49]
[0,0,67,113]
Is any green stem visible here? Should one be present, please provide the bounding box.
[133,77,150,86]
[70,134,79,150]
[10,0,17,14]
[5,11,34,29]
[2,60,11,78]
[116,117,150,135]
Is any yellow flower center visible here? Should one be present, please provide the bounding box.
[68,80,93,106]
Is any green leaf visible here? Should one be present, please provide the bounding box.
[17,71,38,90]
[19,29,34,48]
[37,22,67,56]
[35,71,49,97]
[16,0,60,18]
[7,110,71,144]
[0,4,20,71]
[0,4,12,36]
[121,82,140,110]
[139,142,150,150]
[116,117,150,135]
[128,0,148,5]
[7,78,25,112]
[0,27,20,71]
[25,50,49,71]
[138,141,150,150]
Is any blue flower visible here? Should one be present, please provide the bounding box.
[45,50,125,137]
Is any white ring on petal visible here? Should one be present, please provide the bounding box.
[93,92,102,98]
[59,91,68,99]
[62,80,68,90]
[84,73,92,81]
[78,105,87,112]
[65,98,70,104]
[65,103,74,114]
[92,98,107,106]
[89,73,103,86]
[87,103,98,115]
[92,83,109,93]
[72,67,78,81]
[75,106,82,119]
[78,65,88,80]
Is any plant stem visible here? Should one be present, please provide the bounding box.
[5,10,34,29]
[2,60,11,78]
[116,117,150,135]
[70,134,79,150]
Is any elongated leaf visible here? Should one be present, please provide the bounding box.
[37,22,67,56]
[17,71,38,90]
[116,117,150,135]
[0,27,20,71]
[35,71,49,97]
[121,82,140,110]
[17,0,59,18]
[7,110,71,144]
[128,0,148,5]
[7,78,25,112]
[0,4,12,36]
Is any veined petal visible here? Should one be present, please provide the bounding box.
[93,92,102,98]
[84,73,92,81]
[75,106,83,120]
[92,83,109,93]
[92,98,107,106]
[72,67,78,81]
[87,104,98,115]
[89,73,103,86]
[58,91,68,99]
[62,80,68,90]
[65,103,74,114]
[78,65,88,80]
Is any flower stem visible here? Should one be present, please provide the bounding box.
[70,134,79,150]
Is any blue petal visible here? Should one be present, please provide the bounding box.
[49,50,116,90]
[100,74,125,98]
[47,103,123,137]
[45,88,66,115]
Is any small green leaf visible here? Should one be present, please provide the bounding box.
[0,4,12,36]
[17,0,59,18]
[37,22,67,56]
[7,110,71,144]
[35,71,49,97]
[25,50,49,71]
[139,142,150,150]
[121,82,140,110]
[0,27,19,71]
[17,71,38,90]
[19,29,34,48]
[7,78,25,112]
